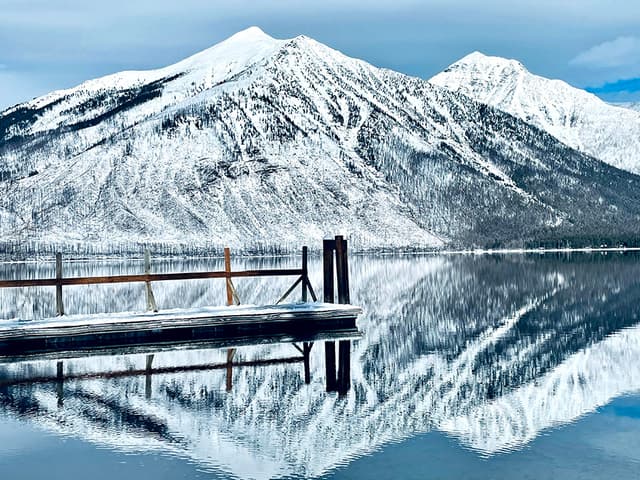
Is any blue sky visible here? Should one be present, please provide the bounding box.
[1,0,639,110]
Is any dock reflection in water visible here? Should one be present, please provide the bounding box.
[1,252,640,478]
[0,334,356,478]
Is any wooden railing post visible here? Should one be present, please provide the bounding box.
[224,247,233,306]
[55,253,64,316]
[223,247,241,306]
[144,250,158,312]
[223,248,238,391]
[301,246,308,302]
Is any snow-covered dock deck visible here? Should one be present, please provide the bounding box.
[0,303,361,356]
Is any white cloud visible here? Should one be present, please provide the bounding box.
[570,36,640,69]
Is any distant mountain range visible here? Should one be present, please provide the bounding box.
[2,28,640,255]
[430,52,640,174]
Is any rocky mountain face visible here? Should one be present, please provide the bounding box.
[430,52,640,174]
[2,28,640,254]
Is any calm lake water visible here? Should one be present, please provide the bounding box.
[1,252,640,479]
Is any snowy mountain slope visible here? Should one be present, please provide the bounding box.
[1,28,286,149]
[2,255,640,477]
[3,30,640,253]
[430,52,640,174]
[612,101,640,113]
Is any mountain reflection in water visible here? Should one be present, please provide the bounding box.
[1,252,640,479]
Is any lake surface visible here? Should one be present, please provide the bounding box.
[1,252,640,479]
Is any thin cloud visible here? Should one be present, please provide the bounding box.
[570,36,640,69]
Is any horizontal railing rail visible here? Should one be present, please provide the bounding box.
[0,268,304,289]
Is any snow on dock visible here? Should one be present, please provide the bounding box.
[0,302,361,355]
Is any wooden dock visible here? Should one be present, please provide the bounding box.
[0,303,360,356]
[0,236,360,369]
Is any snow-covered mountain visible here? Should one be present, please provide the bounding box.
[3,29,640,254]
[613,101,640,113]
[430,51,640,174]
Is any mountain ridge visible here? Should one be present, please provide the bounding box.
[2,29,640,255]
[430,51,640,174]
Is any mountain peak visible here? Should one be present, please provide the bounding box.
[448,51,527,74]
[173,26,281,66]
[162,26,284,82]
[459,50,489,62]
[227,26,272,41]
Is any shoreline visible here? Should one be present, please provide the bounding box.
[2,245,640,265]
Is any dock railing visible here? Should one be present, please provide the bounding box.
[0,245,318,317]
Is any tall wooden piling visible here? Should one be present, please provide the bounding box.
[336,236,351,395]
[323,240,334,303]
[323,239,337,391]
[335,236,350,304]
[324,236,352,395]
[55,253,64,316]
